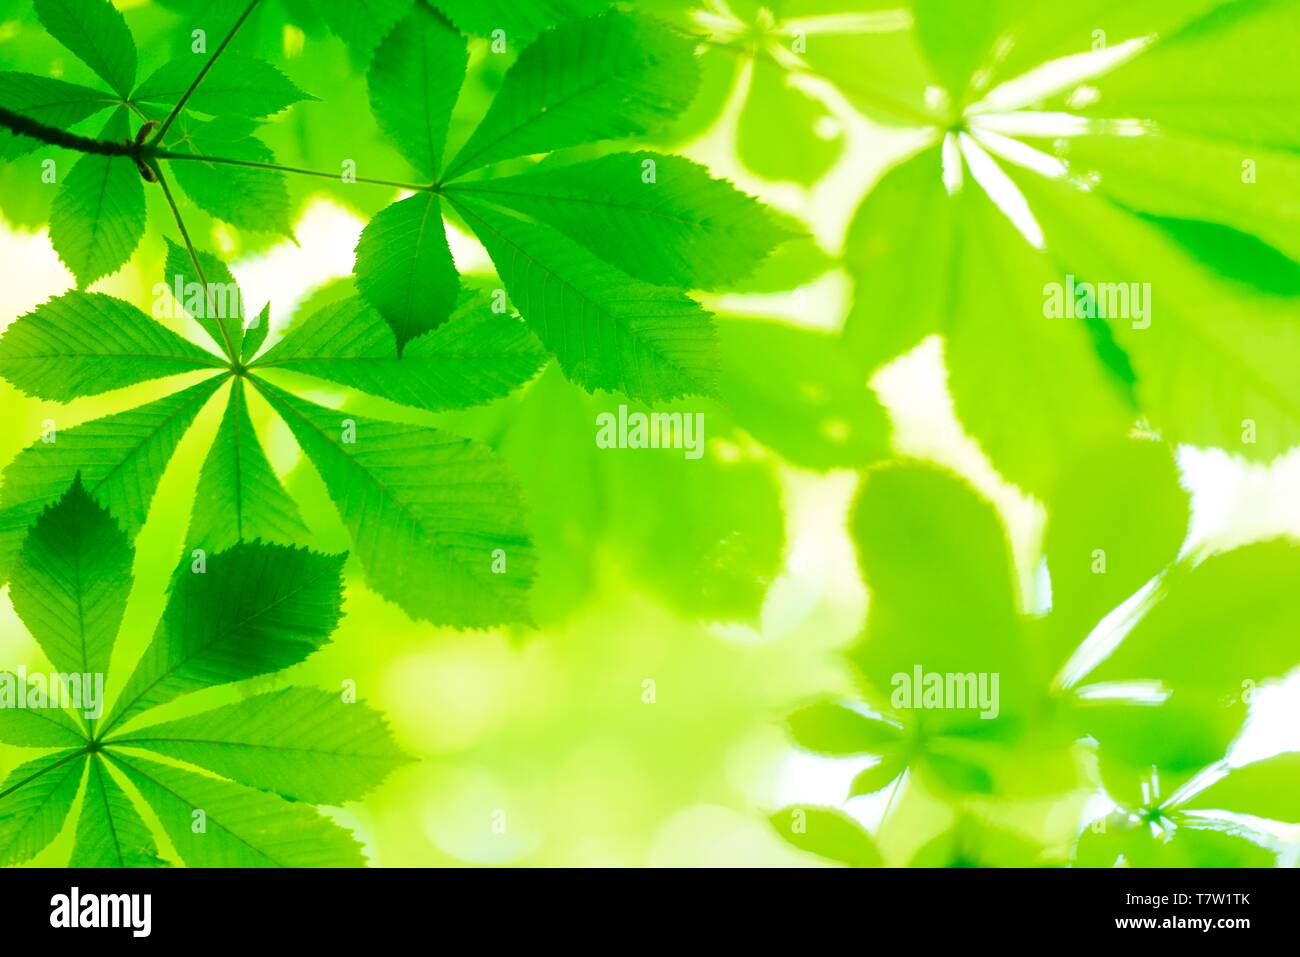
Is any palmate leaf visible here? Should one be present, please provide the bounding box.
[0,72,115,160]
[1040,437,1189,669]
[103,542,346,733]
[113,687,409,805]
[70,758,166,868]
[0,492,406,867]
[184,380,310,554]
[254,291,547,412]
[352,193,460,349]
[717,317,892,471]
[8,474,132,681]
[442,11,699,180]
[134,53,315,118]
[352,8,787,404]
[0,374,225,581]
[1083,540,1300,802]
[253,379,536,627]
[47,109,146,288]
[447,152,791,289]
[33,0,136,98]
[836,0,1300,485]
[451,196,718,402]
[0,750,86,866]
[110,752,365,867]
[0,291,223,401]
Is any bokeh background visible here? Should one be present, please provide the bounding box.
[2,0,1299,866]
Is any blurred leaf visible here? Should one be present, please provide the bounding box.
[1181,754,1300,822]
[769,805,880,867]
[719,317,891,470]
[787,700,902,755]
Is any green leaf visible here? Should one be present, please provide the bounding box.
[605,422,783,622]
[353,194,460,349]
[70,757,167,868]
[166,116,293,236]
[113,687,408,805]
[1075,813,1274,868]
[787,700,903,756]
[910,816,1050,867]
[849,464,1031,728]
[33,0,137,98]
[1010,165,1300,460]
[842,147,956,370]
[134,53,314,118]
[0,291,222,401]
[0,72,116,161]
[443,12,698,180]
[184,381,311,555]
[448,152,789,289]
[48,110,145,288]
[849,757,906,797]
[109,752,365,867]
[1181,754,1300,822]
[1083,541,1300,797]
[0,673,86,747]
[240,303,270,365]
[908,0,1011,105]
[0,375,225,581]
[453,196,718,402]
[162,238,247,360]
[1076,0,1300,152]
[255,292,546,412]
[254,380,535,627]
[737,56,843,187]
[1043,438,1188,659]
[367,6,466,179]
[105,542,345,732]
[314,0,416,62]
[432,0,612,41]
[9,475,133,681]
[0,750,86,866]
[1091,542,1300,691]
[769,805,880,867]
[719,317,891,470]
